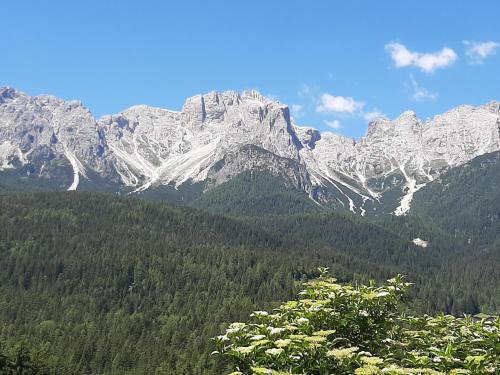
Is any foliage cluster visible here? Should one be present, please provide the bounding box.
[216,270,499,375]
[0,341,52,375]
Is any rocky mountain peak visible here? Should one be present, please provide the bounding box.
[481,100,500,114]
[294,126,322,149]
[367,110,420,137]
[1,87,499,216]
[241,90,275,104]
[0,87,21,103]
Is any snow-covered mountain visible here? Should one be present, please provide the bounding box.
[1,86,499,215]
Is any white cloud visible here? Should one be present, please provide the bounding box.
[290,104,304,118]
[324,120,342,129]
[315,92,385,128]
[385,42,458,73]
[362,110,386,122]
[409,75,438,102]
[316,93,364,113]
[464,40,500,64]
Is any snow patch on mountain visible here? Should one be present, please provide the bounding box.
[412,238,428,248]
[63,145,87,191]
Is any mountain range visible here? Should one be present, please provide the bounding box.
[1,86,499,375]
[1,86,499,215]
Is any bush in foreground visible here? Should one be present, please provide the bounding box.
[214,268,499,374]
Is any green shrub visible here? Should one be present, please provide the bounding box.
[214,268,499,374]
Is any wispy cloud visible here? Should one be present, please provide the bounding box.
[363,110,386,122]
[324,120,342,129]
[464,40,500,64]
[409,75,438,102]
[385,42,458,73]
[290,104,304,118]
[316,93,364,114]
[297,84,316,101]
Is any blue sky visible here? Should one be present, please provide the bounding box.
[2,1,499,138]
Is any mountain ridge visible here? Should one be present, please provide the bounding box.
[1,86,498,215]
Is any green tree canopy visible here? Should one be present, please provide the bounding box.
[215,269,499,375]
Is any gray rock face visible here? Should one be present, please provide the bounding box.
[0,87,108,189]
[99,90,301,192]
[205,144,312,194]
[0,86,498,215]
[296,103,500,214]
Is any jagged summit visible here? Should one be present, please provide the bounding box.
[482,100,500,113]
[0,87,20,102]
[1,87,499,215]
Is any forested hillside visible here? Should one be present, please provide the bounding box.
[412,151,500,246]
[0,191,498,374]
[0,192,396,374]
[190,171,320,216]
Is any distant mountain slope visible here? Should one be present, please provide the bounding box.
[1,87,499,215]
[190,170,320,216]
[411,151,500,246]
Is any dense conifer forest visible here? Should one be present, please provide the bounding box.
[412,151,500,246]
[0,187,498,374]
